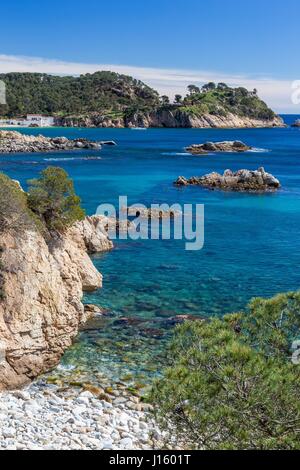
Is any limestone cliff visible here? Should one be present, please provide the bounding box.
[0,216,113,390]
[57,114,124,129]
[124,109,284,129]
[57,109,284,129]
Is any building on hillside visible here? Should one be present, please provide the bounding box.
[0,118,26,126]
[0,115,55,127]
[26,115,55,127]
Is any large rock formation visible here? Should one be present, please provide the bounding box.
[56,114,125,129]
[124,109,284,129]
[57,110,284,129]
[0,131,101,153]
[174,167,281,192]
[0,215,113,390]
[186,141,252,155]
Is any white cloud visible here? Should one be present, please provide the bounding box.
[0,54,298,113]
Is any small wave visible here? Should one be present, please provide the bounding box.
[247,147,270,153]
[56,364,76,372]
[44,156,102,162]
[161,152,191,156]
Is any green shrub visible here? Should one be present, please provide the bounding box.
[27,167,85,232]
[150,292,300,450]
[0,71,160,117]
[0,173,36,233]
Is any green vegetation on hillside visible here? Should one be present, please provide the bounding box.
[0,168,85,300]
[0,168,84,235]
[0,173,37,233]
[179,82,276,120]
[0,73,277,123]
[28,167,85,231]
[0,71,159,117]
[150,292,300,450]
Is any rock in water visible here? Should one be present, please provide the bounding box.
[99,140,117,146]
[0,130,101,153]
[291,119,300,128]
[174,167,280,192]
[186,141,252,154]
[121,206,182,219]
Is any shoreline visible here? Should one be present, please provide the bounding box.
[0,124,287,131]
[0,381,163,450]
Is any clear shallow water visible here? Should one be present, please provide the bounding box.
[1,117,300,388]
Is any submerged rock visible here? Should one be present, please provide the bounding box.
[186,140,252,155]
[174,167,281,192]
[84,304,105,317]
[125,109,285,129]
[99,140,117,146]
[114,317,147,326]
[121,206,182,219]
[0,130,101,153]
[164,314,203,326]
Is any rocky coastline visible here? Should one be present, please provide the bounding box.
[0,130,102,153]
[124,109,285,129]
[174,167,281,192]
[0,201,168,449]
[56,110,285,129]
[186,140,252,155]
[0,215,113,390]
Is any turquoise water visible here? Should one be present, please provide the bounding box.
[1,117,300,387]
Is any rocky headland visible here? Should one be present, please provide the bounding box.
[0,73,285,129]
[0,130,102,153]
[0,214,113,390]
[0,172,170,450]
[56,110,285,129]
[124,109,284,129]
[186,140,252,155]
[174,167,281,192]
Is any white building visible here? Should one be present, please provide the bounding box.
[26,115,55,127]
[0,115,55,128]
[0,118,25,126]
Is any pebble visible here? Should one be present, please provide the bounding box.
[0,382,163,450]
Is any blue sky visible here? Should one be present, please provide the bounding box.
[0,0,299,111]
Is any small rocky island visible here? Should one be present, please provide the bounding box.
[186,141,252,155]
[174,167,281,192]
[0,130,102,153]
[291,119,300,128]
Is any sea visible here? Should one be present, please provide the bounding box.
[1,115,300,389]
